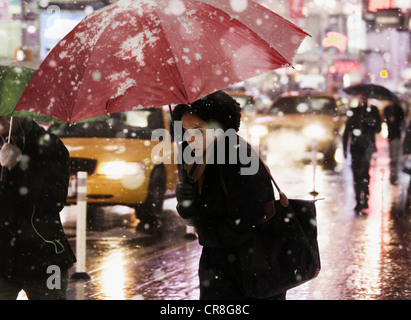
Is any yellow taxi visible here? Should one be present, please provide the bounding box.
[224,89,258,120]
[49,107,179,223]
[256,90,347,169]
[224,89,264,150]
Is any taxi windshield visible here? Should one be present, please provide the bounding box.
[50,108,164,139]
[269,97,337,116]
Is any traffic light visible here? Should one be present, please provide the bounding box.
[380,68,388,79]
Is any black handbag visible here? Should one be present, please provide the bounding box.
[219,161,321,298]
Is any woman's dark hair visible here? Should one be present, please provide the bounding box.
[172,91,242,132]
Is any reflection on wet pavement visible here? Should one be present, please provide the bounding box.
[65,207,202,300]
[283,137,411,300]
[67,239,201,300]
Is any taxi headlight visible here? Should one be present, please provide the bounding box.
[249,125,268,138]
[303,124,326,139]
[96,161,146,178]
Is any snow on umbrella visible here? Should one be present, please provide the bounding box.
[14,0,309,123]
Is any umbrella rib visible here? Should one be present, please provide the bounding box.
[200,1,308,67]
[229,18,294,67]
[66,7,118,122]
[151,8,191,103]
[153,3,296,103]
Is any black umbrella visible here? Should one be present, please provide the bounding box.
[343,83,396,101]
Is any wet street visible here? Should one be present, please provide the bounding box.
[37,135,411,300]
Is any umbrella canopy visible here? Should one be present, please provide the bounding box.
[14,0,309,123]
[342,83,397,101]
[0,65,36,117]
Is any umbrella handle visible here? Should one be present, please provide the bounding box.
[8,117,13,143]
[169,105,188,183]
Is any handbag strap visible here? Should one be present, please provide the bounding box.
[218,158,289,207]
[259,159,289,207]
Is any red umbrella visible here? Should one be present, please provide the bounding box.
[15,0,309,123]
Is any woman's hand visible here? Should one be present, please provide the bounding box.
[175,168,199,220]
[0,143,22,171]
[176,179,198,204]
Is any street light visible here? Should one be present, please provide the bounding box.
[14,47,25,61]
[13,47,33,62]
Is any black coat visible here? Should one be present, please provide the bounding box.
[343,104,382,157]
[404,122,411,155]
[0,121,76,278]
[383,103,404,141]
[177,136,274,298]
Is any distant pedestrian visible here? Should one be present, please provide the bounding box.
[402,121,411,211]
[343,94,382,212]
[0,116,76,300]
[383,99,405,185]
[172,91,286,300]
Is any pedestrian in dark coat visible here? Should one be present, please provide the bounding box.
[402,121,411,211]
[172,91,286,300]
[343,94,382,212]
[0,117,76,300]
[383,100,405,184]
[403,121,411,157]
